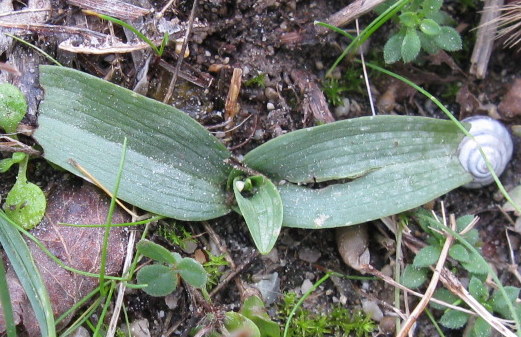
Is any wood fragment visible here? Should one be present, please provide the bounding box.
[66,0,151,20]
[470,0,505,78]
[315,0,387,35]
[224,68,243,127]
[158,59,214,88]
[291,69,335,124]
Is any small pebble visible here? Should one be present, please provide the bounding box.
[267,102,275,110]
[379,316,396,334]
[334,98,351,118]
[69,326,90,337]
[298,247,321,263]
[130,319,151,337]
[253,272,280,305]
[362,300,384,321]
[300,279,313,294]
[264,87,278,101]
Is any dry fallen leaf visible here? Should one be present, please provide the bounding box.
[0,180,129,335]
[336,225,370,272]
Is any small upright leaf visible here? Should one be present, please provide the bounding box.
[177,257,207,288]
[240,296,280,337]
[420,19,441,36]
[422,0,443,14]
[401,265,428,288]
[461,252,488,275]
[384,32,404,64]
[413,245,441,267]
[0,152,26,173]
[136,264,177,297]
[401,28,421,63]
[3,181,46,229]
[492,286,520,313]
[440,309,469,329]
[471,317,491,337]
[431,288,459,310]
[456,215,475,232]
[233,176,283,254]
[434,26,462,51]
[0,83,27,133]
[399,12,419,27]
[224,312,261,337]
[136,239,179,265]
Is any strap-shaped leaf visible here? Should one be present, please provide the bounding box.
[279,156,472,228]
[233,176,283,254]
[35,66,232,221]
[0,212,56,337]
[244,115,466,183]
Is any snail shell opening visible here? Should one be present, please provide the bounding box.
[457,116,513,188]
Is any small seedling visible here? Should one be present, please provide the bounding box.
[0,83,46,229]
[136,239,207,297]
[203,252,228,291]
[379,0,462,63]
[245,73,267,88]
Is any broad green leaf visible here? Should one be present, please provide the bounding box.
[34,65,232,221]
[440,309,468,329]
[468,276,488,302]
[401,28,421,63]
[136,264,177,297]
[384,32,404,64]
[0,211,56,337]
[136,239,179,265]
[431,288,459,310]
[3,180,46,230]
[0,83,27,133]
[449,244,470,263]
[401,265,428,288]
[177,257,207,288]
[233,176,283,254]
[471,317,491,337]
[240,296,280,337]
[420,19,441,36]
[413,245,441,267]
[244,116,467,184]
[399,12,419,27]
[426,10,453,25]
[434,26,462,51]
[278,156,471,228]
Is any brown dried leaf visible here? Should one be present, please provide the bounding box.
[499,78,521,118]
[0,181,129,335]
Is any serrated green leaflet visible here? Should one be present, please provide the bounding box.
[0,211,55,337]
[278,156,471,229]
[233,176,283,254]
[244,115,467,183]
[35,66,232,221]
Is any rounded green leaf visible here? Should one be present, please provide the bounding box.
[448,244,470,263]
[0,83,27,133]
[0,152,26,173]
[401,265,428,288]
[418,31,440,54]
[384,33,404,64]
[177,257,207,288]
[3,181,46,229]
[413,245,441,267]
[399,12,419,28]
[434,26,462,51]
[468,276,488,302]
[420,19,441,36]
[136,264,177,297]
[233,176,283,254]
[439,309,469,329]
[431,288,459,310]
[136,239,179,265]
[401,28,421,63]
[472,317,491,337]
[422,0,443,14]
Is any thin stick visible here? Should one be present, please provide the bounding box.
[68,159,137,218]
[163,0,198,103]
[396,213,455,337]
[355,19,376,116]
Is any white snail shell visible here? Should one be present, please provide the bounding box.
[457,116,513,188]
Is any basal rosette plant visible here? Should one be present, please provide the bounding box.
[34,66,475,254]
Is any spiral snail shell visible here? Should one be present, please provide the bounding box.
[457,116,513,188]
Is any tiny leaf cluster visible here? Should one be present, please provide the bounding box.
[381,0,462,63]
[0,84,46,229]
[136,239,207,297]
